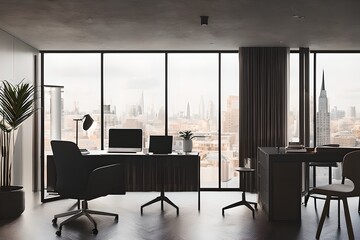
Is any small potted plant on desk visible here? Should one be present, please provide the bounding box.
[179,130,195,153]
[0,80,36,219]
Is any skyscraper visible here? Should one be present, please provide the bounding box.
[139,91,144,115]
[223,96,239,133]
[316,70,330,146]
[186,102,190,119]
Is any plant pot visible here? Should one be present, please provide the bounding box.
[0,186,25,219]
[183,139,193,152]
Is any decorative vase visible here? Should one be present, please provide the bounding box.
[0,130,25,219]
[0,186,25,219]
[183,139,193,153]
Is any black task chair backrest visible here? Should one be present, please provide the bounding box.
[51,140,90,198]
[342,150,360,197]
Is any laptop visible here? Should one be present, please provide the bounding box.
[108,128,142,153]
[149,135,173,154]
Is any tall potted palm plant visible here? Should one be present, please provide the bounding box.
[0,80,36,219]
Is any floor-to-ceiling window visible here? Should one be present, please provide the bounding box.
[43,53,101,195]
[220,53,239,188]
[315,53,360,147]
[312,52,360,184]
[288,52,315,146]
[43,49,347,201]
[167,53,219,188]
[288,53,300,143]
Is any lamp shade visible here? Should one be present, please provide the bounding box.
[82,114,94,131]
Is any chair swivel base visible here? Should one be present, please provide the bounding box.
[141,193,179,215]
[52,200,118,236]
[222,192,258,217]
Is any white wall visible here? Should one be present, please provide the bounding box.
[0,29,39,191]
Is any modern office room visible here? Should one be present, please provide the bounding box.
[0,1,360,239]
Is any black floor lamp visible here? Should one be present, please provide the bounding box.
[74,114,94,147]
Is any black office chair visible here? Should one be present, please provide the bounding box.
[312,150,360,239]
[50,140,126,236]
[306,144,350,229]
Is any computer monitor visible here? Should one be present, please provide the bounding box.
[149,135,173,154]
[108,128,142,153]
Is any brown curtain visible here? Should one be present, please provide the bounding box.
[239,47,289,169]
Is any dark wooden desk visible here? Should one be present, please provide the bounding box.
[43,151,200,211]
[258,147,358,222]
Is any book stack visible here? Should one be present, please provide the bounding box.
[285,142,306,153]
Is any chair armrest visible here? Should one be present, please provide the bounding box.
[87,164,126,197]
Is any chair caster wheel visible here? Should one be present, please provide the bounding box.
[115,215,119,222]
[52,218,57,225]
[56,230,61,236]
[92,228,98,235]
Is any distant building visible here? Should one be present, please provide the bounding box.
[348,106,356,119]
[140,91,144,115]
[331,106,345,120]
[186,102,190,119]
[223,96,239,133]
[332,131,357,146]
[316,70,330,146]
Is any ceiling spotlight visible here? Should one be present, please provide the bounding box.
[200,16,209,26]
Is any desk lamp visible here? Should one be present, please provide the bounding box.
[74,114,94,153]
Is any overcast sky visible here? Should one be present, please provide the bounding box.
[44,53,238,116]
[289,53,360,113]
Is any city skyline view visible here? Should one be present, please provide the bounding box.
[288,53,360,147]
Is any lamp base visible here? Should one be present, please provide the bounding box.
[79,148,90,155]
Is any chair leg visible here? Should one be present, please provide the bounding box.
[338,199,341,228]
[316,196,331,239]
[313,166,316,188]
[54,209,81,219]
[84,211,97,230]
[59,211,84,227]
[313,167,317,208]
[343,198,354,240]
[328,166,332,184]
[87,209,118,218]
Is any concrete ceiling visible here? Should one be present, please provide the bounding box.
[0,0,359,51]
